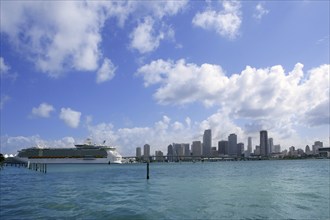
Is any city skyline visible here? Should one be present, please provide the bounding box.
[135,128,326,158]
[1,1,329,156]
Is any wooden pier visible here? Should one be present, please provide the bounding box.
[2,157,47,173]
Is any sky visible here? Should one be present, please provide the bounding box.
[0,0,329,156]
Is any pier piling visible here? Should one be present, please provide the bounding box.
[147,161,150,179]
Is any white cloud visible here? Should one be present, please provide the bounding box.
[0,57,10,74]
[0,95,11,110]
[137,59,330,140]
[192,0,242,39]
[1,135,75,154]
[31,103,55,118]
[253,3,269,20]
[0,1,131,78]
[136,59,227,106]
[1,1,187,77]
[96,58,117,83]
[129,17,174,54]
[59,108,81,128]
[86,115,196,156]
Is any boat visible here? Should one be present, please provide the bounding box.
[15,139,122,164]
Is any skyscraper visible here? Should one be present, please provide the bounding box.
[192,141,202,158]
[237,143,244,157]
[312,141,323,155]
[218,140,228,155]
[228,133,237,156]
[167,144,174,162]
[247,137,252,155]
[183,143,190,157]
[268,138,274,154]
[260,130,268,157]
[203,129,212,157]
[136,147,141,160]
[144,144,150,161]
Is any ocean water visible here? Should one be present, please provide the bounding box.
[1,160,329,219]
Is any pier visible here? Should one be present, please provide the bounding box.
[2,157,47,173]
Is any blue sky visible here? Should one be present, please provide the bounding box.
[1,1,329,156]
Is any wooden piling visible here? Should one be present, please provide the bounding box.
[147,161,150,179]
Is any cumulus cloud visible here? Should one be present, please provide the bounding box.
[0,1,130,78]
[137,59,330,137]
[86,115,196,156]
[59,108,81,128]
[1,1,186,77]
[129,17,174,54]
[253,3,269,20]
[192,0,242,39]
[0,135,75,154]
[31,103,55,118]
[136,59,227,106]
[96,58,117,83]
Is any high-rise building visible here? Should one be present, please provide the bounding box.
[274,145,281,153]
[155,151,164,162]
[211,147,218,157]
[228,133,237,156]
[143,144,150,161]
[312,141,323,155]
[167,144,174,162]
[136,147,142,160]
[192,141,202,158]
[183,143,190,157]
[173,143,184,160]
[247,137,252,155]
[237,143,244,157]
[268,138,273,154]
[305,145,312,155]
[254,145,260,155]
[203,129,212,157]
[218,140,228,155]
[260,130,268,157]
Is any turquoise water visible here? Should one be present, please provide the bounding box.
[1,160,329,219]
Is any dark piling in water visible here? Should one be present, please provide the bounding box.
[147,161,150,179]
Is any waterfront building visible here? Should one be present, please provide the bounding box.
[211,147,218,157]
[228,133,237,156]
[167,144,174,162]
[218,140,228,155]
[203,129,212,157]
[305,145,312,155]
[260,130,268,157]
[318,147,330,158]
[312,141,323,155]
[155,151,164,162]
[144,144,150,161]
[254,145,260,155]
[268,138,274,154]
[173,143,184,161]
[247,137,252,155]
[136,147,142,160]
[297,149,304,156]
[183,143,190,157]
[192,141,202,158]
[274,144,281,153]
[237,143,244,157]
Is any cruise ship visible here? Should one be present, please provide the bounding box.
[15,139,122,164]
